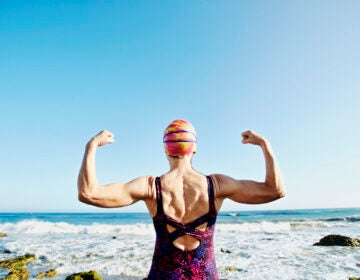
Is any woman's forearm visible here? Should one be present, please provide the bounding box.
[260,140,285,197]
[77,141,99,201]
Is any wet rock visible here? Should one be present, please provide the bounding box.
[85,253,99,258]
[0,232,7,237]
[45,269,57,278]
[0,254,36,280]
[2,268,30,280]
[220,248,232,253]
[38,255,49,263]
[35,272,46,279]
[314,234,360,247]
[0,254,36,270]
[65,270,102,280]
[0,249,12,254]
[35,269,57,278]
[224,266,239,271]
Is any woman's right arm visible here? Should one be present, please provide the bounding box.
[77,130,154,208]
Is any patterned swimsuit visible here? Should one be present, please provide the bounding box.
[147,176,219,280]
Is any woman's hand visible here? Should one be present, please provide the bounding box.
[241,130,267,146]
[88,130,115,148]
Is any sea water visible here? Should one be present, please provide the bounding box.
[0,208,359,280]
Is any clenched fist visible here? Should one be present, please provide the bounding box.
[88,130,115,147]
[241,130,267,146]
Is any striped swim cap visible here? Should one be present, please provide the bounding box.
[163,119,197,156]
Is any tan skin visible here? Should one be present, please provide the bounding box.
[78,129,285,251]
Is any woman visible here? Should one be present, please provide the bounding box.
[77,119,285,279]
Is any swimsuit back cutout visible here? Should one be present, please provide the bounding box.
[147,176,219,280]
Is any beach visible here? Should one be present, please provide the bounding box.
[0,208,359,280]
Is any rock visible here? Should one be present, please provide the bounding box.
[0,254,35,280]
[314,234,360,247]
[0,249,12,254]
[44,269,57,278]
[220,248,232,253]
[38,256,48,262]
[224,266,239,271]
[2,268,30,280]
[65,270,102,280]
[0,254,36,271]
[85,253,99,258]
[35,272,46,279]
[35,269,57,278]
[0,232,7,237]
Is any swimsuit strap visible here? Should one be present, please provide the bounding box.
[207,176,216,215]
[169,226,204,242]
[155,177,164,215]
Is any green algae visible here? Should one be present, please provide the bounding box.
[0,254,36,280]
[35,269,57,278]
[65,270,102,280]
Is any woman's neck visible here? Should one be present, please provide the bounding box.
[167,154,193,172]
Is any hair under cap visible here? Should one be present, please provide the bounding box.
[163,119,197,156]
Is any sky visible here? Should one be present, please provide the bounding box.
[0,1,359,213]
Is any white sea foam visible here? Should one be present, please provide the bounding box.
[1,218,359,280]
[217,221,292,233]
[0,219,315,236]
[0,220,155,236]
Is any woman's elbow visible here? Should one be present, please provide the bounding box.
[275,185,286,199]
[78,189,99,205]
[77,190,111,208]
[78,192,91,204]
[265,183,285,201]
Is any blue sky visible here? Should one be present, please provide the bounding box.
[0,1,359,212]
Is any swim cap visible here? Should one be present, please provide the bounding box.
[163,119,197,156]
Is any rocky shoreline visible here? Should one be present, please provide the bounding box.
[0,232,104,280]
[0,253,101,280]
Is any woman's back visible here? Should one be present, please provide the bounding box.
[161,171,210,220]
[148,170,219,279]
[159,171,212,251]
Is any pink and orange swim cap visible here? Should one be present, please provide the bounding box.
[163,119,197,156]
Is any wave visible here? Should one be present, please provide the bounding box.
[217,221,292,233]
[1,215,358,236]
[227,213,238,217]
[319,215,360,223]
[0,220,155,236]
[0,220,299,235]
[217,218,348,232]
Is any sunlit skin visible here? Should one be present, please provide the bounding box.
[78,128,285,251]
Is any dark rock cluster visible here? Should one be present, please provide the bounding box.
[313,234,360,247]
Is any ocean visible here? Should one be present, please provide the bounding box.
[0,208,359,280]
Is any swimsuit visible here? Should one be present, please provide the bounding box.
[147,176,219,280]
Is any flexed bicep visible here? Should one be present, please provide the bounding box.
[213,174,282,204]
[79,176,155,208]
